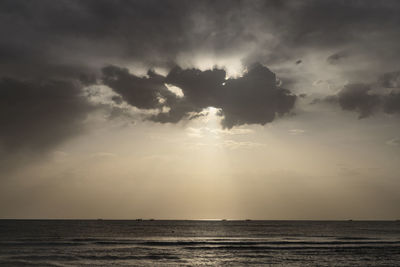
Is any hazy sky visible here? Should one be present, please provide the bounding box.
[1,0,400,219]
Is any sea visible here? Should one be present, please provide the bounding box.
[0,220,399,266]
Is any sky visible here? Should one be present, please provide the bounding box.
[1,0,400,220]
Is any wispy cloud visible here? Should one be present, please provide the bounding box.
[186,127,254,138]
[289,129,305,135]
[218,140,265,150]
[386,138,400,147]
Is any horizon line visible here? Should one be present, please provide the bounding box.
[1,218,399,221]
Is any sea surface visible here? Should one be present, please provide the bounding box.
[0,220,399,266]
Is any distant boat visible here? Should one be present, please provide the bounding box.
[221,219,227,221]
[348,219,353,222]
[136,219,143,221]
[245,219,251,221]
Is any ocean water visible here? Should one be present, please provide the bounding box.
[0,220,399,266]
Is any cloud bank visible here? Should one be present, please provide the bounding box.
[1,0,400,163]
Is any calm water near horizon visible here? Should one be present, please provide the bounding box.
[1,220,400,266]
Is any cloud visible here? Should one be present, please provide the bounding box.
[186,127,254,138]
[386,138,400,146]
[3,0,399,79]
[0,0,278,76]
[0,78,93,154]
[327,50,349,65]
[102,63,297,128]
[316,80,400,118]
[336,83,381,119]
[219,140,265,150]
[0,77,96,175]
[217,64,296,128]
[382,91,400,114]
[214,128,254,135]
[149,66,226,123]
[90,152,118,159]
[379,71,400,89]
[289,129,305,135]
[1,0,400,87]
[158,63,296,128]
[1,0,400,162]
[183,140,264,150]
[102,65,176,110]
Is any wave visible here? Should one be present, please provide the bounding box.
[0,259,70,267]
[336,236,378,240]
[0,241,85,247]
[2,239,400,249]
[2,253,181,264]
[79,254,180,261]
[183,244,400,251]
[135,240,400,246]
[7,255,78,261]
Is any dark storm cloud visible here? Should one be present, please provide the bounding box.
[317,77,400,118]
[1,0,400,80]
[383,92,400,114]
[216,64,296,128]
[102,66,176,110]
[0,78,93,154]
[102,63,296,128]
[156,63,296,128]
[0,0,264,76]
[165,67,226,109]
[379,71,400,89]
[243,1,400,66]
[3,0,399,74]
[336,84,380,119]
[279,1,400,46]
